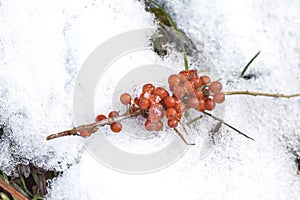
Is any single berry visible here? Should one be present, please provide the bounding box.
[79,130,91,137]
[154,87,169,99]
[183,81,194,94]
[148,103,164,122]
[200,75,211,85]
[139,97,150,109]
[194,89,203,99]
[110,122,122,133]
[205,98,216,110]
[95,114,106,122]
[213,92,225,104]
[173,85,186,99]
[188,97,199,110]
[166,107,177,119]
[198,99,206,112]
[142,83,155,94]
[209,81,222,93]
[164,96,176,107]
[167,119,179,128]
[108,111,119,118]
[120,93,131,105]
[168,74,181,87]
[149,95,161,106]
[191,78,202,89]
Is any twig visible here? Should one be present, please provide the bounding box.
[224,91,300,98]
[173,128,195,145]
[46,110,141,140]
[203,111,255,141]
[0,178,29,200]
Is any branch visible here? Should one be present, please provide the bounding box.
[203,111,255,141]
[224,91,300,98]
[46,110,141,140]
[0,178,29,200]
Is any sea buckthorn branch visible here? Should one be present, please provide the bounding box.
[224,91,300,98]
[46,110,141,140]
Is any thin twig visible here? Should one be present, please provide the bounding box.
[187,116,202,126]
[0,178,29,200]
[173,128,195,145]
[178,120,189,136]
[46,110,141,140]
[224,91,300,98]
[203,111,255,141]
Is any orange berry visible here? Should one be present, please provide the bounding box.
[95,114,106,122]
[163,96,176,107]
[79,130,91,137]
[110,123,122,133]
[205,98,216,110]
[142,83,155,94]
[139,97,150,109]
[108,111,119,118]
[166,107,177,119]
[154,87,169,99]
[200,75,211,85]
[120,93,131,105]
[167,119,178,128]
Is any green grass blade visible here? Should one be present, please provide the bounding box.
[149,0,189,70]
[240,51,261,77]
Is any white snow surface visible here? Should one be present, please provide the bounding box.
[0,0,299,199]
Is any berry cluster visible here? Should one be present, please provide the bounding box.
[95,69,225,133]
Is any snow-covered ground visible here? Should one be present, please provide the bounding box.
[1,0,300,199]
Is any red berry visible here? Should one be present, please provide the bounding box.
[79,130,91,137]
[188,69,198,79]
[213,92,225,104]
[188,97,199,110]
[149,95,161,106]
[179,70,189,82]
[95,114,106,122]
[191,78,202,89]
[139,97,150,109]
[110,123,122,133]
[200,75,211,85]
[133,97,140,105]
[194,89,203,99]
[142,83,155,94]
[163,96,176,107]
[148,103,164,122]
[198,99,206,112]
[167,119,178,128]
[108,111,119,118]
[205,98,216,110]
[168,74,180,87]
[209,81,222,93]
[166,107,177,119]
[120,93,131,105]
[183,81,194,94]
[173,85,186,99]
[144,120,163,131]
[174,100,186,113]
[154,87,169,99]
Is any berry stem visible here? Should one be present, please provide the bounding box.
[203,111,255,141]
[173,127,195,145]
[224,91,300,98]
[46,110,141,140]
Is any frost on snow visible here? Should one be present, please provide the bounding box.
[1,0,300,200]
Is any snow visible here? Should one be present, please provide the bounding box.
[0,0,299,199]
